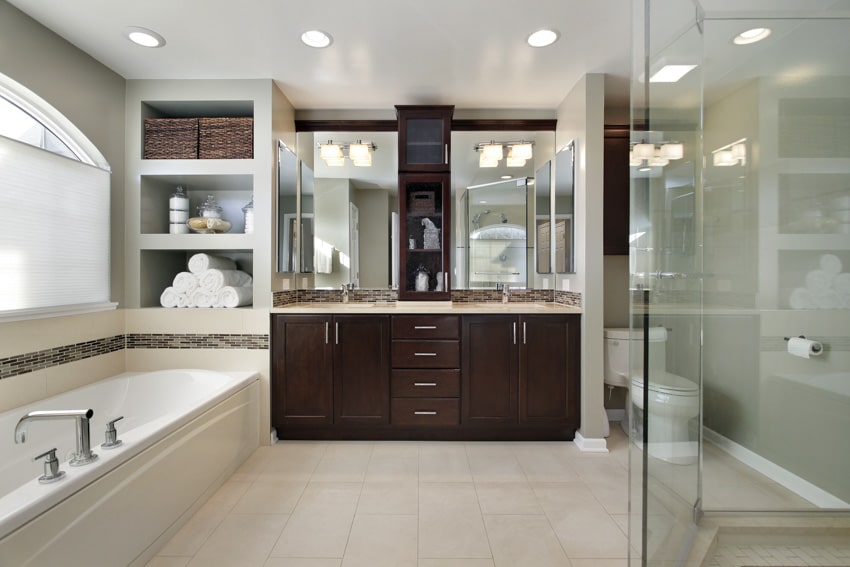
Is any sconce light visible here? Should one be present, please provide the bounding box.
[712,139,746,167]
[629,141,684,169]
[318,140,377,167]
[475,140,534,168]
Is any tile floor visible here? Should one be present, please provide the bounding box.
[145,424,829,567]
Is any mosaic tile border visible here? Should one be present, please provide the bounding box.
[0,333,269,380]
[760,336,850,352]
[273,288,582,307]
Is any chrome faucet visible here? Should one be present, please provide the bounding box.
[340,283,349,304]
[15,409,99,466]
[502,284,511,304]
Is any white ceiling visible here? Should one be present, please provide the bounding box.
[7,0,634,112]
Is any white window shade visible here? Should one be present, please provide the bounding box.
[0,136,110,314]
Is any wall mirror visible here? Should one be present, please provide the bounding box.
[276,141,298,273]
[278,127,566,288]
[554,140,575,273]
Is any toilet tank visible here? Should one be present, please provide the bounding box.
[604,327,668,387]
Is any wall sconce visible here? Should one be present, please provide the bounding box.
[475,140,534,168]
[629,141,684,169]
[318,140,377,167]
[712,139,746,167]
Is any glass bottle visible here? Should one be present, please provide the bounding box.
[198,194,223,219]
[169,186,189,234]
[242,198,254,234]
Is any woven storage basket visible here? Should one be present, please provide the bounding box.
[144,118,199,159]
[199,117,253,159]
[408,191,435,214]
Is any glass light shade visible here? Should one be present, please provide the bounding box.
[506,156,526,167]
[348,142,371,160]
[479,153,499,167]
[352,156,372,167]
[731,143,746,160]
[713,150,736,166]
[633,143,655,159]
[660,143,683,160]
[511,143,533,160]
[320,143,342,160]
[628,151,643,167]
[324,157,345,167]
[481,143,503,161]
[649,156,669,167]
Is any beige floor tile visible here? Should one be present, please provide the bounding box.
[465,443,527,482]
[585,473,629,515]
[187,513,288,567]
[158,480,251,556]
[233,480,307,514]
[512,443,580,482]
[570,559,628,567]
[419,483,492,558]
[230,447,274,482]
[341,514,418,567]
[475,482,544,515]
[547,509,629,559]
[533,481,612,516]
[418,560,496,567]
[263,560,341,567]
[311,442,373,482]
[270,482,362,558]
[145,558,191,567]
[357,480,418,515]
[484,514,571,567]
[610,514,630,537]
[365,442,419,482]
[420,443,472,482]
[258,442,327,481]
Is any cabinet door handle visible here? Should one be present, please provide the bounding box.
[325,322,329,344]
[414,382,437,387]
[335,322,339,345]
[513,322,517,345]
[444,144,448,165]
[414,352,437,357]
[523,321,527,345]
[415,411,437,415]
[414,325,437,330]
[444,272,448,291]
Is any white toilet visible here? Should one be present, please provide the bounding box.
[604,327,699,464]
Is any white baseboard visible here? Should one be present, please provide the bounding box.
[606,409,625,422]
[703,427,849,509]
[574,431,609,453]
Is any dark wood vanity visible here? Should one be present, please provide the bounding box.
[271,310,580,440]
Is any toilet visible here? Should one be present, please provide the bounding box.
[604,327,699,464]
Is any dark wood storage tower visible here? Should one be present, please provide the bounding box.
[396,105,454,301]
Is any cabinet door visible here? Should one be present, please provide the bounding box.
[518,315,581,427]
[271,315,333,426]
[462,315,518,426]
[398,173,451,301]
[333,315,390,425]
[396,105,453,172]
[604,127,630,255]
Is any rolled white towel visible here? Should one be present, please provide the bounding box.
[188,253,237,274]
[820,253,843,275]
[215,286,253,308]
[834,272,850,295]
[190,289,217,308]
[812,289,844,310]
[789,287,815,310]
[172,271,199,294]
[805,269,833,292]
[160,286,181,308]
[199,269,253,292]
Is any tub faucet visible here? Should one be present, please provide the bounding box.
[502,284,510,304]
[14,409,99,466]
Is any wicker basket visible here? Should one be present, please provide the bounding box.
[199,117,253,159]
[408,191,435,214]
[144,118,198,159]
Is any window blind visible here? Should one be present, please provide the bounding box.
[0,135,110,314]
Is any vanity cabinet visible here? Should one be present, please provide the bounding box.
[463,314,580,431]
[396,105,453,172]
[271,314,390,431]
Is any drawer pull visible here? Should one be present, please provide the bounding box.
[414,352,437,357]
[414,325,437,330]
[414,411,437,415]
[414,382,437,387]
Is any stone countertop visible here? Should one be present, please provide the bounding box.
[271,301,582,315]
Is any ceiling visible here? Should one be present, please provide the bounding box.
[7,0,633,112]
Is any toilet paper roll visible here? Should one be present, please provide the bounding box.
[787,337,823,358]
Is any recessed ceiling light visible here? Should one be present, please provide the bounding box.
[501,175,512,180]
[124,26,166,48]
[649,64,697,83]
[527,29,559,48]
[733,27,771,45]
[301,30,333,48]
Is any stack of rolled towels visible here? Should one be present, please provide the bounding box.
[790,253,850,309]
[160,253,253,308]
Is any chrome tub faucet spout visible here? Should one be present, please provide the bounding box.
[14,409,99,466]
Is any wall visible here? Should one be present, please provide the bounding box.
[556,74,608,446]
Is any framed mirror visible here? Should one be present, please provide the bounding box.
[535,160,552,274]
[554,141,575,273]
[276,142,298,273]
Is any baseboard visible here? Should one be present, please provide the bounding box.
[703,427,849,509]
[606,409,625,422]
[574,431,609,453]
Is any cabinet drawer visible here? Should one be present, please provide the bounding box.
[392,315,459,340]
[392,340,459,368]
[391,398,459,426]
[392,370,459,397]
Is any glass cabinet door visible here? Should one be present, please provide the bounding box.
[396,106,453,172]
[399,172,450,300]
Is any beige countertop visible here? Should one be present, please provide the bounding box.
[271,301,582,315]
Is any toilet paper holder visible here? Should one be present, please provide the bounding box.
[784,335,824,355]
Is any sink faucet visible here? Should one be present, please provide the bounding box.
[341,283,349,304]
[502,284,510,304]
[15,409,99,466]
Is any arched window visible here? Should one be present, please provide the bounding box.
[0,72,114,320]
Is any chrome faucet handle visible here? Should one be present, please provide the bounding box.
[34,448,66,484]
[102,416,124,449]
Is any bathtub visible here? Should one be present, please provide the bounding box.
[0,368,259,566]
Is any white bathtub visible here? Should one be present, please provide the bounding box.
[0,368,260,566]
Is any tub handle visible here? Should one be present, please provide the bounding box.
[34,448,65,484]
[102,416,124,450]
